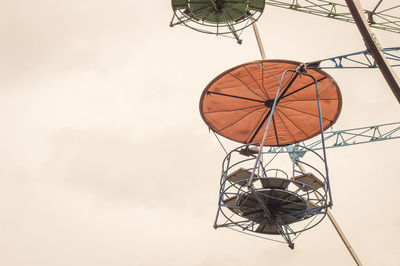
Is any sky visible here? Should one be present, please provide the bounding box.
[0,1,399,265]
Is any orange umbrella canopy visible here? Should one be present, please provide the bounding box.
[200,60,342,146]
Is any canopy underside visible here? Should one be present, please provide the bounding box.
[200,60,342,146]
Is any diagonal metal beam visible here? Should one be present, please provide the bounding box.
[264,1,400,102]
[345,0,400,103]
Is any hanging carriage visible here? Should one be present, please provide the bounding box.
[199,60,342,248]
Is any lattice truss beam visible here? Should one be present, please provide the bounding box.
[307,47,400,69]
[265,0,400,34]
[263,122,400,157]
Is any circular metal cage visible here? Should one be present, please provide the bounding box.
[170,0,265,43]
[214,143,330,248]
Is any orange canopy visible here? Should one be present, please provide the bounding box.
[200,60,342,146]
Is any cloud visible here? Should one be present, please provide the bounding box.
[0,0,169,90]
[41,126,222,212]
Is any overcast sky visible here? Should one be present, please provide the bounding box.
[0,1,399,265]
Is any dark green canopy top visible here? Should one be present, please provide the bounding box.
[172,0,265,24]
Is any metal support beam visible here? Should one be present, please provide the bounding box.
[252,23,266,59]
[327,210,363,266]
[307,47,400,69]
[295,162,363,266]
[269,122,400,157]
[265,1,400,34]
[345,0,400,103]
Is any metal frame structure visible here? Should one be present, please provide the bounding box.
[307,47,400,69]
[264,0,400,103]
[169,0,398,264]
[265,0,400,34]
[345,0,400,103]
[263,121,400,158]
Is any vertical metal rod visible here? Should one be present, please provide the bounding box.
[310,73,333,206]
[252,23,266,59]
[247,21,268,187]
[345,0,400,103]
[246,76,282,186]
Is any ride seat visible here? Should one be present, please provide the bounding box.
[292,172,324,191]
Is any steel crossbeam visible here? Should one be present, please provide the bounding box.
[263,122,400,157]
[265,0,400,34]
[307,47,400,69]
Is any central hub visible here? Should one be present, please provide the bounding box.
[216,0,224,13]
[264,99,276,108]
